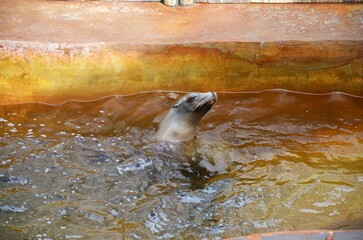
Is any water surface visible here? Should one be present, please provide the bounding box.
[1,91,363,239]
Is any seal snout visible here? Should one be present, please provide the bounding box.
[208,92,218,105]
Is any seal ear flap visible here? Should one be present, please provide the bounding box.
[172,104,178,109]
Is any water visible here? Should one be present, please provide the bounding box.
[0,90,363,240]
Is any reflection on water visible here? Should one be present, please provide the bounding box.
[0,90,363,239]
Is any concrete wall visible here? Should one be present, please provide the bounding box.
[1,41,362,105]
[0,1,362,104]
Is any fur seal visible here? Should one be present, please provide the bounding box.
[156,92,217,142]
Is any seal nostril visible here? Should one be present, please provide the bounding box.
[211,92,217,100]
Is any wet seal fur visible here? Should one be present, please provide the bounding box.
[156,92,217,142]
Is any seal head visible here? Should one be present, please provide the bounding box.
[156,92,217,142]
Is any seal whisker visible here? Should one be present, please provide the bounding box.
[192,100,205,112]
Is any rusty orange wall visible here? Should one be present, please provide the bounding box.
[0,41,362,105]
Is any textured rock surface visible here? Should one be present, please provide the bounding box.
[164,0,178,6]
[180,0,194,6]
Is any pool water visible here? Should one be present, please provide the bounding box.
[0,90,363,239]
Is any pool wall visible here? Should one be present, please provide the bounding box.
[0,1,362,105]
[1,41,362,105]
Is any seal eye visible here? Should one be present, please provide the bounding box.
[187,95,197,102]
